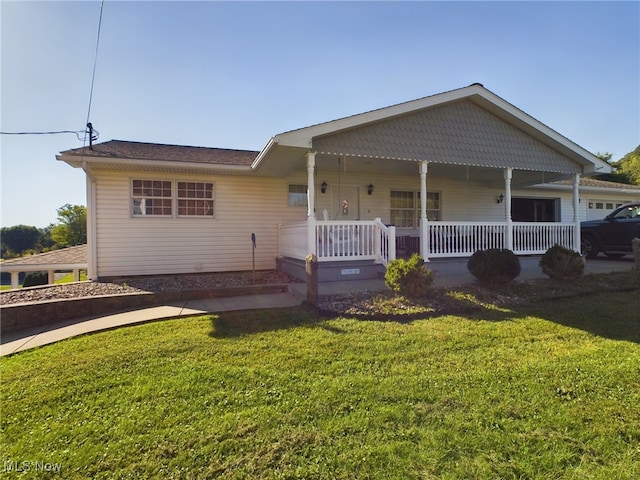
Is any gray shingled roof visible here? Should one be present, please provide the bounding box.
[1,245,87,267]
[61,140,259,167]
[551,178,640,190]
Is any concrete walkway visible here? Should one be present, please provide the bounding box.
[1,257,635,356]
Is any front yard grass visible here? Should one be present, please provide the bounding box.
[1,273,639,479]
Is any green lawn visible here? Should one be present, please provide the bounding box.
[1,285,639,479]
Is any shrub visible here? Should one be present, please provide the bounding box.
[467,248,521,286]
[385,253,434,298]
[22,271,48,288]
[539,244,584,280]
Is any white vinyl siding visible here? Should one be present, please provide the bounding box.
[94,172,305,277]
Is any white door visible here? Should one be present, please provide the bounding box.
[330,186,360,220]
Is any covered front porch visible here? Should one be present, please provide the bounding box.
[255,85,610,276]
[277,153,583,270]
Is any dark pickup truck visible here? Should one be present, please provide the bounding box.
[580,202,640,258]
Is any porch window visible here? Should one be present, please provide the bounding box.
[177,182,214,217]
[288,184,308,207]
[132,180,172,216]
[390,191,441,227]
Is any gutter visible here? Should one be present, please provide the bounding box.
[251,137,277,170]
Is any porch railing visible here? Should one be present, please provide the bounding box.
[427,221,577,257]
[278,218,395,264]
[512,222,576,255]
[315,218,395,264]
[278,222,308,260]
[279,220,577,263]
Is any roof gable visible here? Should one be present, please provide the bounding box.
[313,99,580,174]
[253,84,611,176]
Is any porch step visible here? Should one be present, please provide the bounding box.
[277,257,385,283]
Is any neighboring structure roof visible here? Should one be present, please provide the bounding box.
[1,245,87,269]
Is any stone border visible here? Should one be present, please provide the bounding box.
[0,284,289,335]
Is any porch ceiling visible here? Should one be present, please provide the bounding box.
[253,146,574,187]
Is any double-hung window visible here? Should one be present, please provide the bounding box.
[132,180,173,216]
[288,184,308,207]
[177,182,214,217]
[131,179,214,217]
[390,190,441,227]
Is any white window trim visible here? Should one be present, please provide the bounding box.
[130,178,216,219]
[131,179,173,218]
[177,181,215,218]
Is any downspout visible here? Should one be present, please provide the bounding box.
[82,160,98,280]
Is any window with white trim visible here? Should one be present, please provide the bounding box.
[177,182,214,217]
[390,191,441,227]
[288,184,308,207]
[132,180,172,216]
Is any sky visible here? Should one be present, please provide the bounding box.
[1,1,639,228]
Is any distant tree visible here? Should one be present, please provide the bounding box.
[596,148,639,185]
[0,225,42,256]
[37,225,56,252]
[596,152,613,163]
[51,204,87,247]
[612,145,640,185]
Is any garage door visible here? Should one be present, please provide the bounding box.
[587,199,630,220]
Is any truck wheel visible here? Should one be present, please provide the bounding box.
[580,235,599,259]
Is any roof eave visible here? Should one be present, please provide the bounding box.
[57,153,253,173]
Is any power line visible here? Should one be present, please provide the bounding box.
[85,0,104,149]
[0,129,99,142]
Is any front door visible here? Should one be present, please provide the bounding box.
[331,186,360,220]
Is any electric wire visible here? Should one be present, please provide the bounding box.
[0,129,99,142]
[1,1,104,146]
[84,0,104,147]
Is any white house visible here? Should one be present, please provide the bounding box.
[58,83,626,281]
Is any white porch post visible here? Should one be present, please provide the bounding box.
[306,152,317,255]
[504,167,513,250]
[419,161,429,261]
[10,271,19,289]
[573,173,581,253]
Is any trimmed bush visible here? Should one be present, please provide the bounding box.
[385,253,434,298]
[540,244,584,280]
[22,271,48,288]
[467,248,521,286]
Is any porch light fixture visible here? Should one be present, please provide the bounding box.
[367,183,374,195]
[497,194,504,204]
[321,181,327,194]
